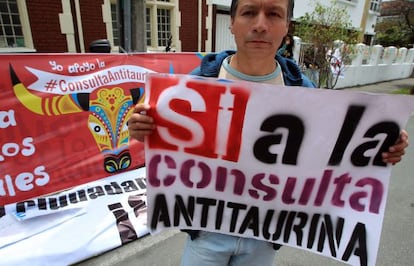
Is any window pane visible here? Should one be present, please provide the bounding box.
[11,14,19,24]
[9,2,18,13]
[0,3,8,13]
[16,36,24,47]
[6,36,14,46]
[14,25,22,35]
[0,36,6,46]
[2,14,10,24]
[4,26,12,35]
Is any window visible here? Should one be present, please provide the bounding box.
[157,8,170,47]
[0,0,33,52]
[370,0,381,13]
[110,3,119,46]
[146,8,151,46]
[0,0,24,47]
[109,0,175,51]
[145,0,175,50]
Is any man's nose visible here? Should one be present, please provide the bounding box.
[253,12,269,32]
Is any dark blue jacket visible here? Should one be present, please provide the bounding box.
[190,50,315,88]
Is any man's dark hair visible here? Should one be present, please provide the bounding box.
[230,0,294,21]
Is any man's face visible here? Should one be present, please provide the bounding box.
[230,0,289,58]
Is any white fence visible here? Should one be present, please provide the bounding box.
[294,39,414,89]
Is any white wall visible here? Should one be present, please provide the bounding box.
[293,0,370,33]
[215,13,236,51]
[338,44,412,88]
[334,46,414,88]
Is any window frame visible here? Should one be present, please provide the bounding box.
[145,0,176,52]
[107,0,177,52]
[0,0,35,53]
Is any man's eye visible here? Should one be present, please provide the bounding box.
[241,11,254,16]
[268,12,283,18]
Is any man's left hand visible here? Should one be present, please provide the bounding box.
[382,130,409,165]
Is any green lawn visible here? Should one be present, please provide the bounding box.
[391,88,413,95]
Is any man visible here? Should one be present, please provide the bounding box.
[128,0,409,265]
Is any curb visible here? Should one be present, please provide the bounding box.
[75,230,185,266]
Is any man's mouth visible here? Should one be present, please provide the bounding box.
[248,40,272,46]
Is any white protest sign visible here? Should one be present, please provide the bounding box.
[144,74,414,266]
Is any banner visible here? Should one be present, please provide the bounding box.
[145,74,414,266]
[0,166,148,266]
[0,53,202,205]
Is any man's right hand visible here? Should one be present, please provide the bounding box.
[128,103,155,142]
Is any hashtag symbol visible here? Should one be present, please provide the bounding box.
[44,79,58,91]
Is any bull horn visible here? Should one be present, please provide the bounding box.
[130,87,145,104]
[10,64,89,115]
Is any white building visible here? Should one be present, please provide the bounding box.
[294,0,382,44]
[212,0,382,50]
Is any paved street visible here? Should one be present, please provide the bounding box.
[76,78,414,266]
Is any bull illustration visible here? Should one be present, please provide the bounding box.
[10,64,144,173]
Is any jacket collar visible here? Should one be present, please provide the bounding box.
[197,50,304,87]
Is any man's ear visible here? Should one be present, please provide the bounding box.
[230,18,234,34]
[282,23,289,36]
